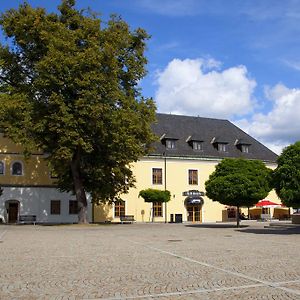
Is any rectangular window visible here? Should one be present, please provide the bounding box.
[153,202,163,217]
[114,200,125,218]
[241,145,249,153]
[166,139,175,149]
[51,200,61,215]
[69,200,78,214]
[188,169,198,185]
[152,168,163,185]
[193,141,203,151]
[218,143,227,152]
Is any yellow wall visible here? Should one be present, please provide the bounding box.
[0,134,54,186]
[94,157,279,223]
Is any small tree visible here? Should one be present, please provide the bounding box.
[139,188,171,222]
[273,141,300,209]
[205,158,272,227]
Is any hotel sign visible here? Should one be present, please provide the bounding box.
[182,190,205,197]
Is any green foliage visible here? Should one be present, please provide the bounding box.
[273,141,300,208]
[0,0,156,221]
[139,189,171,203]
[205,158,272,208]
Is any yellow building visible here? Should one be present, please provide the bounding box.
[0,133,91,223]
[0,113,284,224]
[94,113,282,223]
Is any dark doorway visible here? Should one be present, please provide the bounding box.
[8,202,18,223]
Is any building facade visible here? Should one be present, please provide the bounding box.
[0,113,284,224]
[94,113,283,223]
[0,134,92,223]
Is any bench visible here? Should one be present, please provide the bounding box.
[120,215,135,224]
[18,215,37,225]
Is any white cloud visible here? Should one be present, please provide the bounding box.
[282,59,300,71]
[235,83,300,154]
[155,58,256,118]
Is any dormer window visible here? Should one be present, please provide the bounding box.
[235,139,251,153]
[160,133,178,150]
[166,139,176,149]
[241,144,249,153]
[193,141,203,151]
[211,137,228,152]
[218,143,227,152]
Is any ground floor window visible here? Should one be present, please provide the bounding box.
[227,207,236,218]
[114,200,125,218]
[153,202,163,217]
[69,200,78,214]
[51,200,61,215]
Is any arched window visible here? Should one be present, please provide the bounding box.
[12,162,23,176]
[0,161,4,175]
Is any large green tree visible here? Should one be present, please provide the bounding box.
[205,158,272,227]
[273,141,300,208]
[0,0,156,223]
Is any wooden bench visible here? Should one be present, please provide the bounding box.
[18,215,37,225]
[120,215,135,224]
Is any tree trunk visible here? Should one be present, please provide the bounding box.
[71,148,88,224]
[236,205,240,228]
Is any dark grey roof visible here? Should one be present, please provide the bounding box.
[150,113,278,162]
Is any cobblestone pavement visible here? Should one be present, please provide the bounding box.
[0,221,299,299]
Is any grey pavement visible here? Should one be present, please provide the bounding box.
[0,221,300,299]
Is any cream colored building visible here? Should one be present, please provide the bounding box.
[94,113,286,223]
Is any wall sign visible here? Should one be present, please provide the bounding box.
[182,190,205,197]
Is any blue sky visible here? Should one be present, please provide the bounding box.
[1,0,300,153]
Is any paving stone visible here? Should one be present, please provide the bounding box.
[0,222,299,299]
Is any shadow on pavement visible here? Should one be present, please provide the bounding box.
[185,224,249,229]
[237,226,300,235]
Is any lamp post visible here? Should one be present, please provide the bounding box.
[164,149,167,223]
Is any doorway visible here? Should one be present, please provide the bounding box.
[187,205,202,222]
[8,202,19,223]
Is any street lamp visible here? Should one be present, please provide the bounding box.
[164,149,167,223]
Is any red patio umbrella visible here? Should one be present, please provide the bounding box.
[256,200,280,207]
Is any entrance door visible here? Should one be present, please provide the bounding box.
[8,203,18,223]
[187,205,202,222]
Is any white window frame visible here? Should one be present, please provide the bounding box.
[218,143,227,152]
[166,139,176,149]
[241,145,249,153]
[192,141,203,151]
